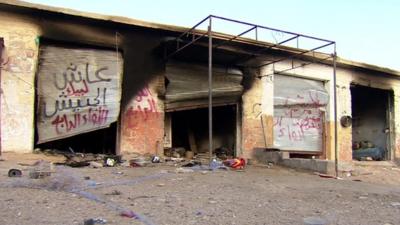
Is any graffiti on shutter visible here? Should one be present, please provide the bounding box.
[36,45,123,143]
[273,74,328,152]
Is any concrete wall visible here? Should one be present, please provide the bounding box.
[244,58,400,163]
[0,9,166,154]
[1,7,400,163]
[0,12,39,153]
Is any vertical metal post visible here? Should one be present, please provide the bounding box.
[333,44,338,177]
[208,18,213,163]
[0,38,3,158]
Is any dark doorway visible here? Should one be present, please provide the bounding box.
[351,85,392,161]
[168,105,237,159]
[35,123,117,154]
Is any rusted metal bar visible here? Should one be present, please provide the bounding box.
[210,15,334,43]
[229,35,299,65]
[256,42,334,68]
[167,31,209,59]
[208,18,213,163]
[260,55,333,77]
[213,25,257,49]
[333,44,338,177]
[0,38,3,157]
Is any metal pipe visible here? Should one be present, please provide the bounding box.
[208,18,213,163]
[0,38,3,158]
[257,42,334,68]
[333,44,338,177]
[176,15,211,41]
[230,35,299,65]
[213,25,257,49]
[210,15,334,43]
[167,31,209,58]
[259,55,333,77]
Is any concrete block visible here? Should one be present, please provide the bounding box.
[252,148,283,164]
[280,158,337,175]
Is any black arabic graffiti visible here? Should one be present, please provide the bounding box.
[43,87,107,118]
[53,63,111,91]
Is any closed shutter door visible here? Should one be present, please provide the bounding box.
[36,45,123,143]
[165,62,243,111]
[273,74,328,152]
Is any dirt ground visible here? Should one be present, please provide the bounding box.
[0,152,400,225]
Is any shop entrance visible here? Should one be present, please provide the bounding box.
[351,85,393,161]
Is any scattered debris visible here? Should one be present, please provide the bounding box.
[151,156,161,163]
[182,161,201,167]
[84,218,107,225]
[112,171,124,175]
[89,161,104,168]
[29,171,51,179]
[8,169,22,177]
[223,158,246,169]
[175,167,194,173]
[390,202,400,207]
[129,157,150,167]
[105,190,122,196]
[314,172,337,179]
[105,158,116,167]
[303,216,328,225]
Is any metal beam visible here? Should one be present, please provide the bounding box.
[208,18,213,163]
[256,42,334,68]
[333,44,338,177]
[209,15,333,43]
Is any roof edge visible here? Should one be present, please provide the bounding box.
[1,0,399,76]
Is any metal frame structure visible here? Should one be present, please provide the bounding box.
[165,15,338,176]
[0,37,3,158]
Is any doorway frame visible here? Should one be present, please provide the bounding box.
[165,102,241,157]
[350,83,394,161]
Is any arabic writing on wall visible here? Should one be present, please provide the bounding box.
[121,85,162,154]
[0,31,35,73]
[273,91,325,150]
[125,86,158,129]
[37,46,122,143]
[43,63,111,134]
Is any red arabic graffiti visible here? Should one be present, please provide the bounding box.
[51,106,109,134]
[132,86,157,119]
[274,91,324,142]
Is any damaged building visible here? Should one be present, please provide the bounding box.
[1,0,400,174]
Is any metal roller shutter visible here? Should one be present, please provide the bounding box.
[165,61,243,111]
[273,74,328,152]
[36,45,123,143]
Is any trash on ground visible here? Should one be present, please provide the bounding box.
[390,202,400,207]
[151,156,161,163]
[223,158,246,169]
[105,158,116,167]
[175,167,194,173]
[29,171,51,179]
[129,157,150,167]
[182,161,201,167]
[105,190,122,195]
[89,161,104,168]
[303,216,328,225]
[8,169,22,177]
[84,218,107,225]
[314,172,337,179]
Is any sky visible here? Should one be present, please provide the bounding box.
[24,0,400,70]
